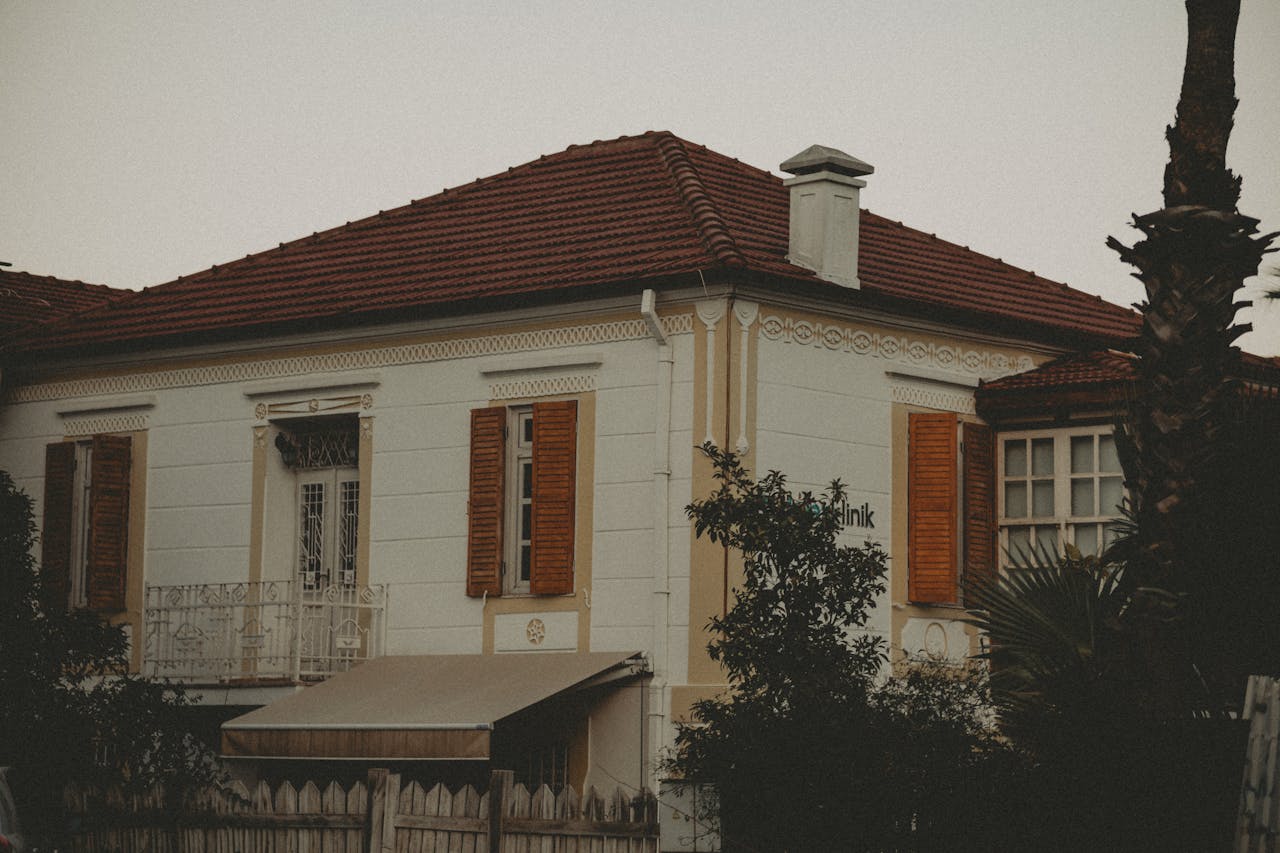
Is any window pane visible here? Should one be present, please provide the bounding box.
[520,544,531,582]
[1005,482,1027,518]
[1099,434,1120,472]
[1036,526,1058,557]
[1071,435,1094,474]
[1004,440,1027,477]
[1103,523,1123,548]
[522,415,534,443]
[1032,480,1054,517]
[1032,438,1054,475]
[1071,478,1094,516]
[1074,523,1098,556]
[1007,527,1031,561]
[1099,477,1124,516]
[521,462,533,499]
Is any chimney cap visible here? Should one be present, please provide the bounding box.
[780,145,874,179]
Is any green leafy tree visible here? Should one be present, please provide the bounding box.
[0,470,220,845]
[670,446,1023,851]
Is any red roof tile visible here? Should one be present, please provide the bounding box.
[0,270,127,342]
[7,132,1140,355]
[980,350,1137,392]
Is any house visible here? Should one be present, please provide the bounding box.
[1,131,1164,790]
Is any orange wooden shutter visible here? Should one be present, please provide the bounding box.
[41,441,76,608]
[908,412,959,605]
[467,407,505,597]
[530,400,576,595]
[87,434,131,611]
[963,422,997,595]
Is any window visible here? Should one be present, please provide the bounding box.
[999,428,1125,564]
[906,412,996,605]
[42,435,132,611]
[274,416,360,591]
[467,400,577,596]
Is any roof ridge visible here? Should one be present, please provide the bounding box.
[651,133,747,269]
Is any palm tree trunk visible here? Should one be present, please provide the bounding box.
[1107,0,1272,596]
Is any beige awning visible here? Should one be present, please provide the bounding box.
[220,652,645,760]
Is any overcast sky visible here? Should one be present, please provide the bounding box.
[3,1,1278,355]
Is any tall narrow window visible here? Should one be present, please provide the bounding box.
[508,408,535,593]
[42,434,132,611]
[467,400,577,597]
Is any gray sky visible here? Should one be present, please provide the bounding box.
[3,0,1278,355]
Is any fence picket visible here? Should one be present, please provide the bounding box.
[60,773,656,853]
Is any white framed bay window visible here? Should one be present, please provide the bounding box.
[998,427,1126,565]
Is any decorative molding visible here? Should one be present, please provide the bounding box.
[480,352,603,376]
[890,384,977,415]
[56,395,156,417]
[359,418,374,440]
[253,426,269,448]
[696,300,726,446]
[758,314,1034,379]
[732,301,758,455]
[242,372,381,399]
[258,393,372,419]
[63,414,148,436]
[490,374,596,400]
[11,314,695,404]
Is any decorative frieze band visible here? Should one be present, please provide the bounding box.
[11,314,694,404]
[758,314,1033,379]
[490,374,596,400]
[63,414,149,436]
[890,385,977,415]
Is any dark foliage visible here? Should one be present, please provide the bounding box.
[0,470,221,845]
[669,446,1027,852]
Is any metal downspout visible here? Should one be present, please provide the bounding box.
[640,288,673,789]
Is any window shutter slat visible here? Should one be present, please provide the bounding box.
[963,421,997,593]
[467,407,505,597]
[41,442,76,608]
[87,434,131,611]
[530,400,576,595]
[908,412,958,605]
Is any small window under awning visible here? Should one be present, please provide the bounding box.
[220,652,646,760]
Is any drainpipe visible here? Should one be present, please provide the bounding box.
[640,288,673,790]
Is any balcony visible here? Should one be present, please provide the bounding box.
[143,580,385,683]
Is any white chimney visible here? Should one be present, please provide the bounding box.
[780,145,874,289]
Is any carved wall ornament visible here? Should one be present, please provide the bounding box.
[758,314,1034,380]
[490,374,596,401]
[12,314,695,404]
[695,300,727,446]
[63,414,148,436]
[732,301,758,455]
[890,384,977,415]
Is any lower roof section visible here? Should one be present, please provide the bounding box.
[220,651,645,760]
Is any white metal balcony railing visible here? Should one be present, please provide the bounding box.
[143,580,385,683]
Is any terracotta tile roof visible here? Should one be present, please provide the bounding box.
[981,350,1137,392]
[0,269,126,342]
[7,132,1140,355]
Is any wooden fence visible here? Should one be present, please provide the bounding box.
[63,769,658,853]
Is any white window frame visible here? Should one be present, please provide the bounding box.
[504,406,535,594]
[997,425,1126,566]
[296,467,359,591]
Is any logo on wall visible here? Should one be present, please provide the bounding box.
[838,499,875,530]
